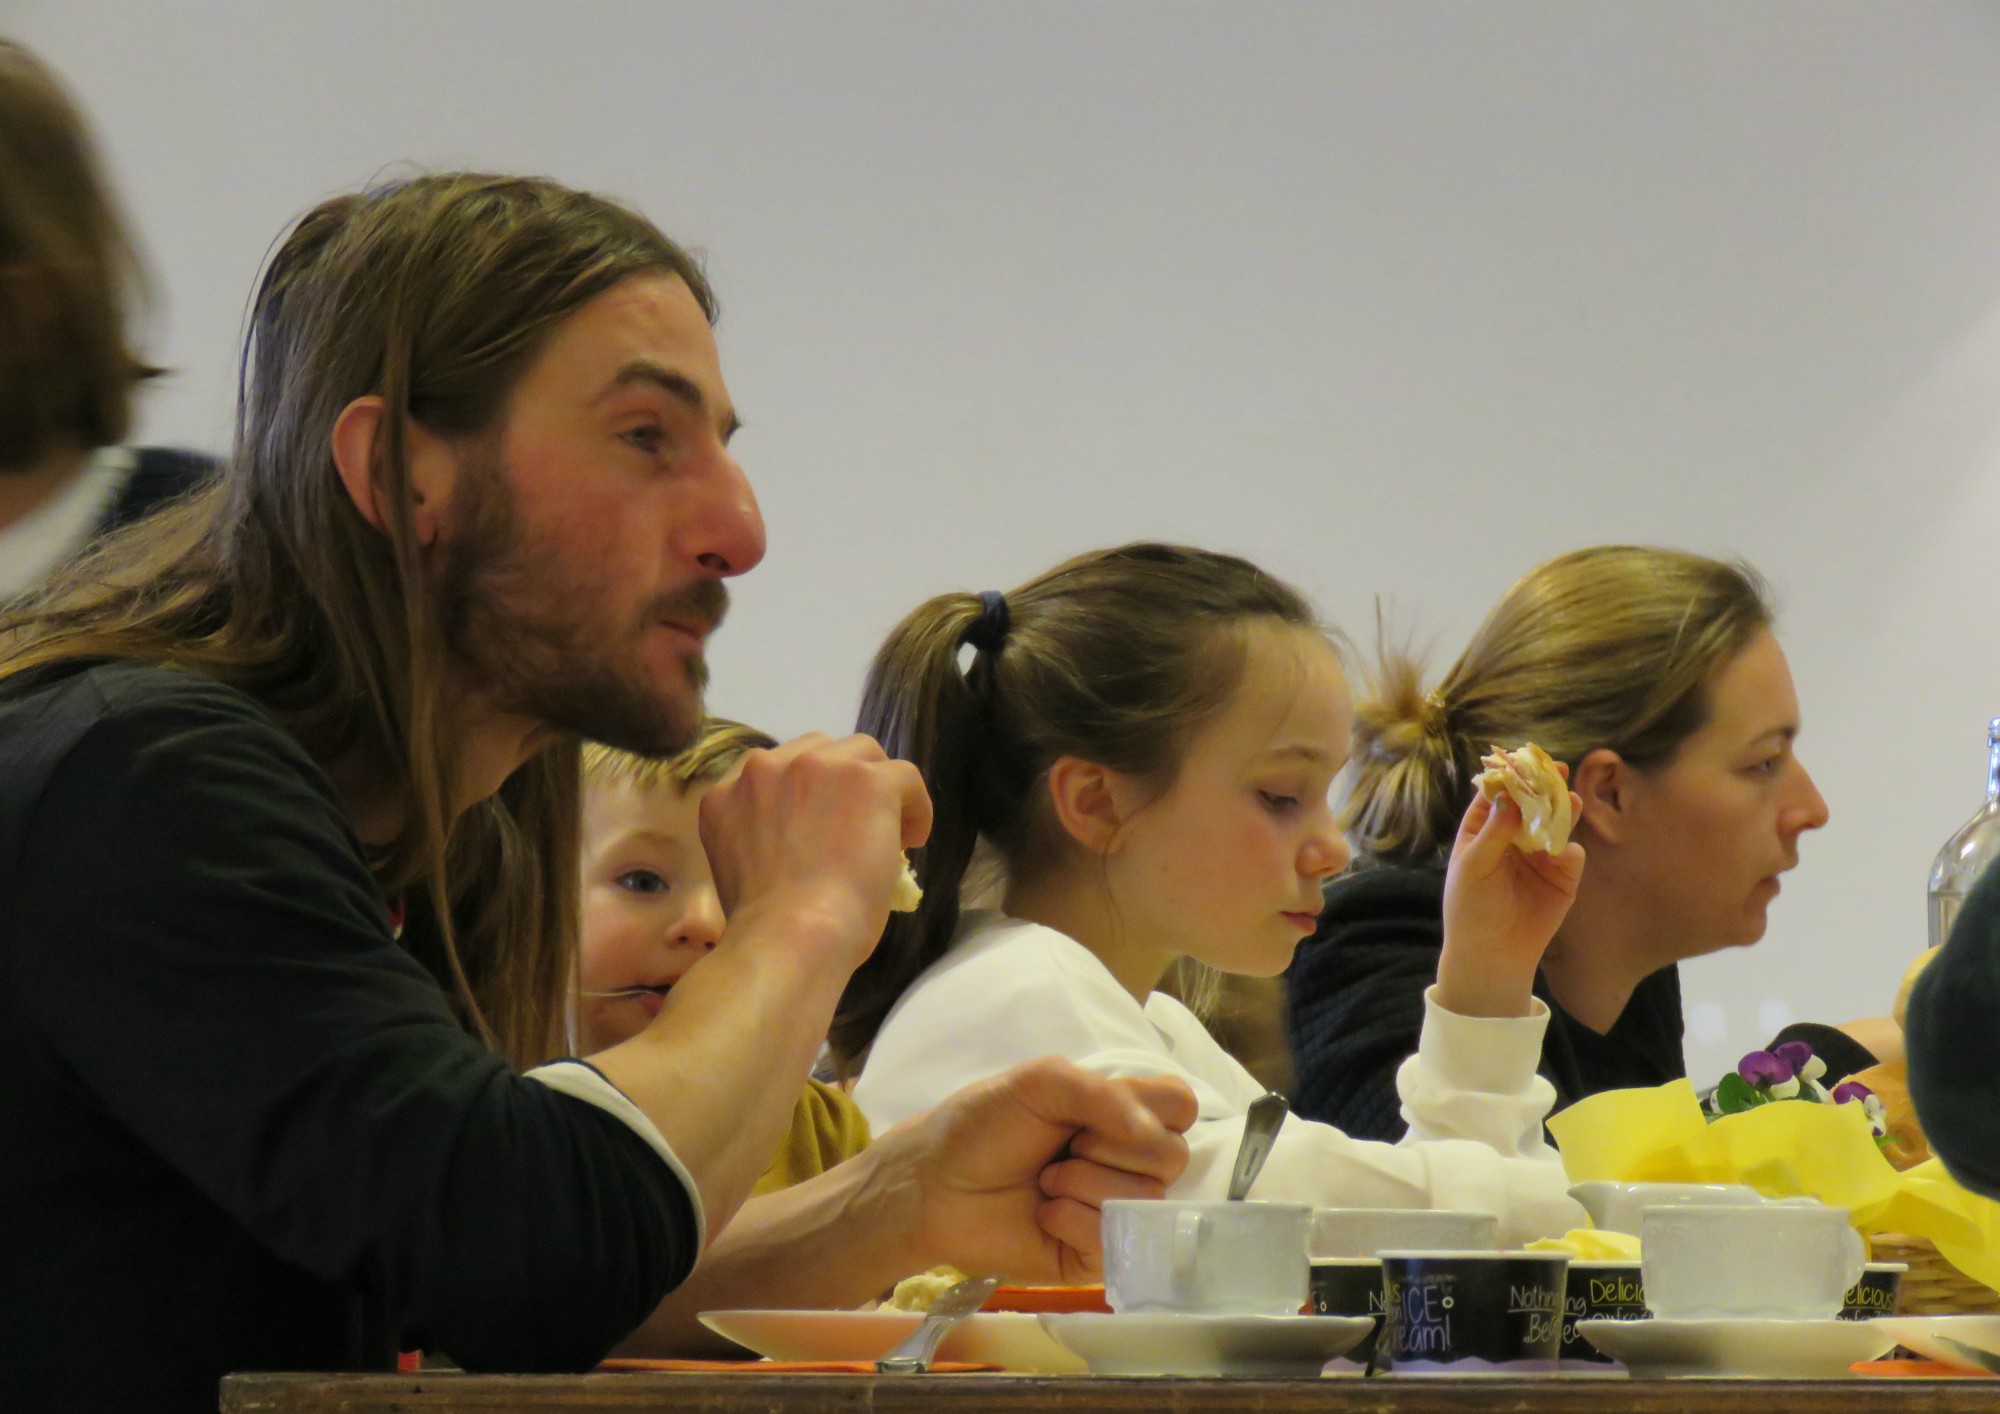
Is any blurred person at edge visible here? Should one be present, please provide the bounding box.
[0,38,214,598]
[1287,547,1895,1140]
[0,172,1194,1412]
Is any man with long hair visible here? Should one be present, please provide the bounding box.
[0,173,1193,1411]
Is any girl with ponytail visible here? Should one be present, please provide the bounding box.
[1289,546,1837,1142]
[839,542,1588,1241]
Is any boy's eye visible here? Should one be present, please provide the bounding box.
[1258,790,1301,812]
[616,868,670,896]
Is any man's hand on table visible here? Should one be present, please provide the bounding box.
[871,1057,1198,1286]
[611,1058,1194,1357]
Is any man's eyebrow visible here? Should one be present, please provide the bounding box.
[604,359,742,443]
[1749,724,1800,747]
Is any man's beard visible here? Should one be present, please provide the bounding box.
[438,460,727,758]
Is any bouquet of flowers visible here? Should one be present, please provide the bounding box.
[1705,1039,1889,1142]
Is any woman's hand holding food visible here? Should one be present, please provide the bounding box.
[1438,757,1586,1018]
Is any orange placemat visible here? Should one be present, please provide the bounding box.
[1852,1359,1992,1378]
[595,1358,998,1374]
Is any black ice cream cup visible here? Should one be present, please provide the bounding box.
[1839,1263,1906,1321]
[1376,1251,1569,1375]
[1309,1258,1385,1367]
[1559,1260,1647,1367]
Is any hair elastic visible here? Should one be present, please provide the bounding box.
[964,589,1010,655]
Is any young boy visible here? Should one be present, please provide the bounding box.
[576,721,870,1194]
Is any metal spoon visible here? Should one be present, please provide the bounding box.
[1937,1334,2000,1376]
[1227,1092,1290,1201]
[875,1274,1002,1373]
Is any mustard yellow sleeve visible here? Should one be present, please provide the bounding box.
[751,1077,873,1196]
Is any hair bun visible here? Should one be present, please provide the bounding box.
[1366,713,1429,762]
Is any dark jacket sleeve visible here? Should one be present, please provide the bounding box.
[1766,1022,1876,1089]
[1286,931,1436,1142]
[98,447,221,537]
[1909,863,2000,1199]
[6,677,697,1370]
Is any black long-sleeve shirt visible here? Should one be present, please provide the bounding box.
[0,660,699,1412]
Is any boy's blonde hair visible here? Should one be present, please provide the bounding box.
[581,717,778,798]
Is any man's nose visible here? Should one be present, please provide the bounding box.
[692,451,766,579]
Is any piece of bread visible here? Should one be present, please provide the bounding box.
[1849,1060,1930,1171]
[1893,947,1939,1030]
[890,854,923,913]
[1821,952,1940,1174]
[883,1265,968,1312]
[1473,743,1574,855]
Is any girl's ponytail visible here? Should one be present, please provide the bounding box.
[832,590,999,1070]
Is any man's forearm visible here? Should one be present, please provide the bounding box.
[590,896,865,1243]
[613,1143,918,1357]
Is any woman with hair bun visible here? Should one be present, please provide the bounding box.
[1288,546,1844,1139]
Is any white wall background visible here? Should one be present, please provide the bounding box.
[11,0,2000,1084]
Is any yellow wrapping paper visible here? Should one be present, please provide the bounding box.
[1526,1228,1644,1260]
[1548,1080,2000,1287]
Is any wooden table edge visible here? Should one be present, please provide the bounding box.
[220,1369,2000,1413]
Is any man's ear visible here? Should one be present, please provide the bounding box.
[1045,755,1132,857]
[329,396,454,545]
[1571,747,1628,844]
[330,397,390,532]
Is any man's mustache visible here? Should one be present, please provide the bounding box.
[648,577,730,637]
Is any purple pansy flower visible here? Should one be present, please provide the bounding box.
[1773,1040,1816,1075]
[1738,1050,1794,1087]
[1831,1081,1889,1135]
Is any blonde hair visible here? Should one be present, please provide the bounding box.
[1344,545,1772,867]
[581,717,776,798]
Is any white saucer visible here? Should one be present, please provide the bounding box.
[1875,1315,2000,1374]
[1577,1316,1894,1378]
[697,1309,1085,1373]
[1038,1312,1373,1377]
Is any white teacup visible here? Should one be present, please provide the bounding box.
[1101,1199,1311,1317]
[1566,1181,1767,1237]
[1308,1207,1500,1260]
[1641,1201,1866,1320]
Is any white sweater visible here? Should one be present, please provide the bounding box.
[853,912,1583,1245]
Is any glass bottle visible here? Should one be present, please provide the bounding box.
[1928,717,2000,951]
